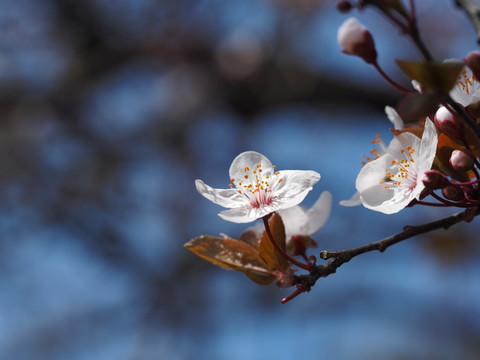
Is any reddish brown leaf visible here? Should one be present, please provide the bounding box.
[184,235,275,285]
[396,92,443,123]
[396,60,463,95]
[238,228,262,250]
[259,214,289,273]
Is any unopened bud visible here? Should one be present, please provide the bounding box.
[465,51,480,82]
[449,149,474,171]
[422,170,450,190]
[337,18,377,64]
[337,1,353,13]
[287,235,317,257]
[273,270,295,288]
[442,186,465,202]
[434,106,464,141]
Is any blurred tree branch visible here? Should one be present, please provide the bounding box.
[456,0,480,43]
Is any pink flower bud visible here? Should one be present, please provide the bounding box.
[442,186,465,202]
[337,18,377,64]
[449,149,474,171]
[465,51,480,82]
[434,106,464,141]
[422,170,450,190]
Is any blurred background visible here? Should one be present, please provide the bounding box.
[1,0,480,359]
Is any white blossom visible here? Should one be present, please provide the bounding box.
[450,66,480,107]
[340,106,404,207]
[355,119,438,214]
[195,151,320,223]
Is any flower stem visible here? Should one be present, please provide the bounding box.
[464,143,480,178]
[416,199,453,207]
[281,285,307,304]
[262,216,311,271]
[464,193,480,204]
[373,62,411,94]
[449,178,480,186]
[419,195,471,208]
[430,191,464,207]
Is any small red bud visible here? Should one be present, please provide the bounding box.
[273,270,295,288]
[337,18,377,64]
[449,149,475,171]
[434,106,464,141]
[442,186,465,202]
[337,1,353,13]
[422,170,450,190]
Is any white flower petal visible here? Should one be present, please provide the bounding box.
[356,155,391,193]
[411,80,422,93]
[278,191,331,240]
[273,170,320,199]
[385,106,404,130]
[218,206,254,223]
[359,183,410,214]
[305,191,332,235]
[229,151,273,183]
[278,205,309,240]
[195,179,248,208]
[219,204,276,223]
[417,118,437,168]
[339,191,361,207]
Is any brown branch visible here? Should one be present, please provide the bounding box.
[293,207,480,291]
[455,0,480,43]
[446,97,480,140]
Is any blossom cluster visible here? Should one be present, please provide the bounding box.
[186,1,480,302]
[338,15,480,215]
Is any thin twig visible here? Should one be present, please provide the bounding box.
[293,208,480,290]
[407,0,433,61]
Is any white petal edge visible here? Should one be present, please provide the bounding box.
[195,179,248,208]
[305,191,332,235]
[339,191,361,207]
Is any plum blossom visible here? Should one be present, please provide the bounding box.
[450,66,480,107]
[340,106,404,207]
[195,151,320,223]
[355,119,438,214]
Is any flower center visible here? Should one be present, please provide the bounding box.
[381,146,417,190]
[229,163,283,208]
[457,69,478,95]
